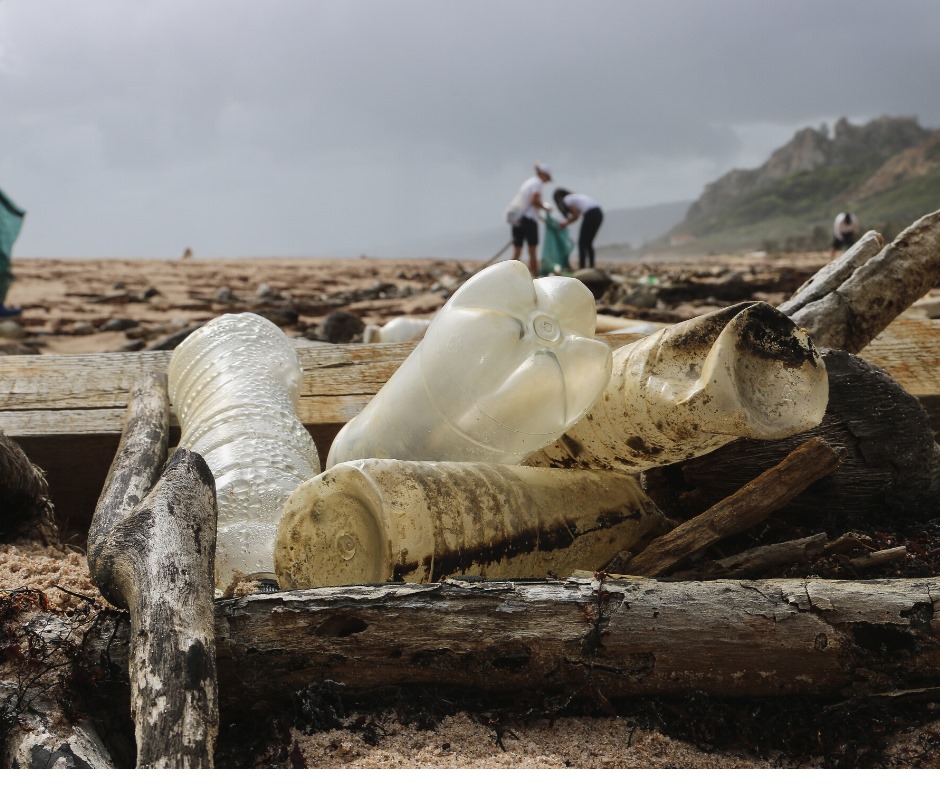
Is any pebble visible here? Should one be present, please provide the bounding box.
[312,310,365,344]
[571,268,613,299]
[0,341,38,355]
[251,308,298,327]
[0,320,26,339]
[71,321,96,336]
[99,317,140,332]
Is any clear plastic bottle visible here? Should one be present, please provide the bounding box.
[326,259,612,467]
[526,301,829,471]
[274,458,671,589]
[167,312,320,592]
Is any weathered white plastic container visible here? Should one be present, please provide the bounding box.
[167,312,321,592]
[526,301,828,471]
[274,459,671,588]
[362,316,431,344]
[326,259,612,466]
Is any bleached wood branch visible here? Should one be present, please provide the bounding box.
[782,210,940,352]
[779,230,884,315]
[87,372,219,769]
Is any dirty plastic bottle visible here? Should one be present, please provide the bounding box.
[326,259,613,467]
[362,316,431,344]
[167,312,321,592]
[525,301,828,472]
[274,459,671,589]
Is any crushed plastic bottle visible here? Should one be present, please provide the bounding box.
[326,259,612,467]
[274,459,671,588]
[525,301,828,471]
[167,312,320,592]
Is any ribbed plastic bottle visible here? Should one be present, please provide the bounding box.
[525,301,828,472]
[326,259,613,467]
[167,312,321,592]
[274,459,672,589]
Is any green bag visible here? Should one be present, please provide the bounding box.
[540,214,573,275]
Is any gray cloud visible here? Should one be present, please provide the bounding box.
[1,0,938,257]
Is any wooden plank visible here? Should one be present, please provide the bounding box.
[859,318,940,434]
[0,342,423,531]
[1,320,932,426]
[0,351,167,410]
[0,344,414,412]
[0,398,374,437]
[0,324,936,533]
[0,336,645,414]
[859,318,940,397]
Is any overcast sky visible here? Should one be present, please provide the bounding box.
[2,0,939,259]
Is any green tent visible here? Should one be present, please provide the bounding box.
[0,188,26,306]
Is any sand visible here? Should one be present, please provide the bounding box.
[6,255,466,354]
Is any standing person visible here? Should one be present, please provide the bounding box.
[830,210,859,260]
[505,163,552,277]
[554,189,604,269]
[0,188,25,318]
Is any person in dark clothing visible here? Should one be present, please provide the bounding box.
[830,210,860,259]
[554,188,603,269]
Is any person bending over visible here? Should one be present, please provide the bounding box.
[554,189,604,269]
[830,210,859,260]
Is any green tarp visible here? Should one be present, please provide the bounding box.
[0,188,25,304]
[540,214,573,276]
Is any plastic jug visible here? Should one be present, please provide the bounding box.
[326,259,612,467]
[274,459,671,588]
[525,301,828,472]
[167,312,321,592]
[362,316,431,344]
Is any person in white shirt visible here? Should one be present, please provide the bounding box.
[506,163,552,276]
[830,211,860,259]
[554,189,604,269]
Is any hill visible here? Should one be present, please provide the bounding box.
[639,116,940,256]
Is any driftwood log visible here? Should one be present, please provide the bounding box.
[0,429,56,544]
[782,209,940,353]
[626,438,842,577]
[1,678,114,768]
[74,575,940,715]
[779,229,885,316]
[86,372,219,769]
[672,533,830,580]
[643,349,940,529]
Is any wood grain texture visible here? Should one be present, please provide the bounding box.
[80,575,940,714]
[1,325,939,531]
